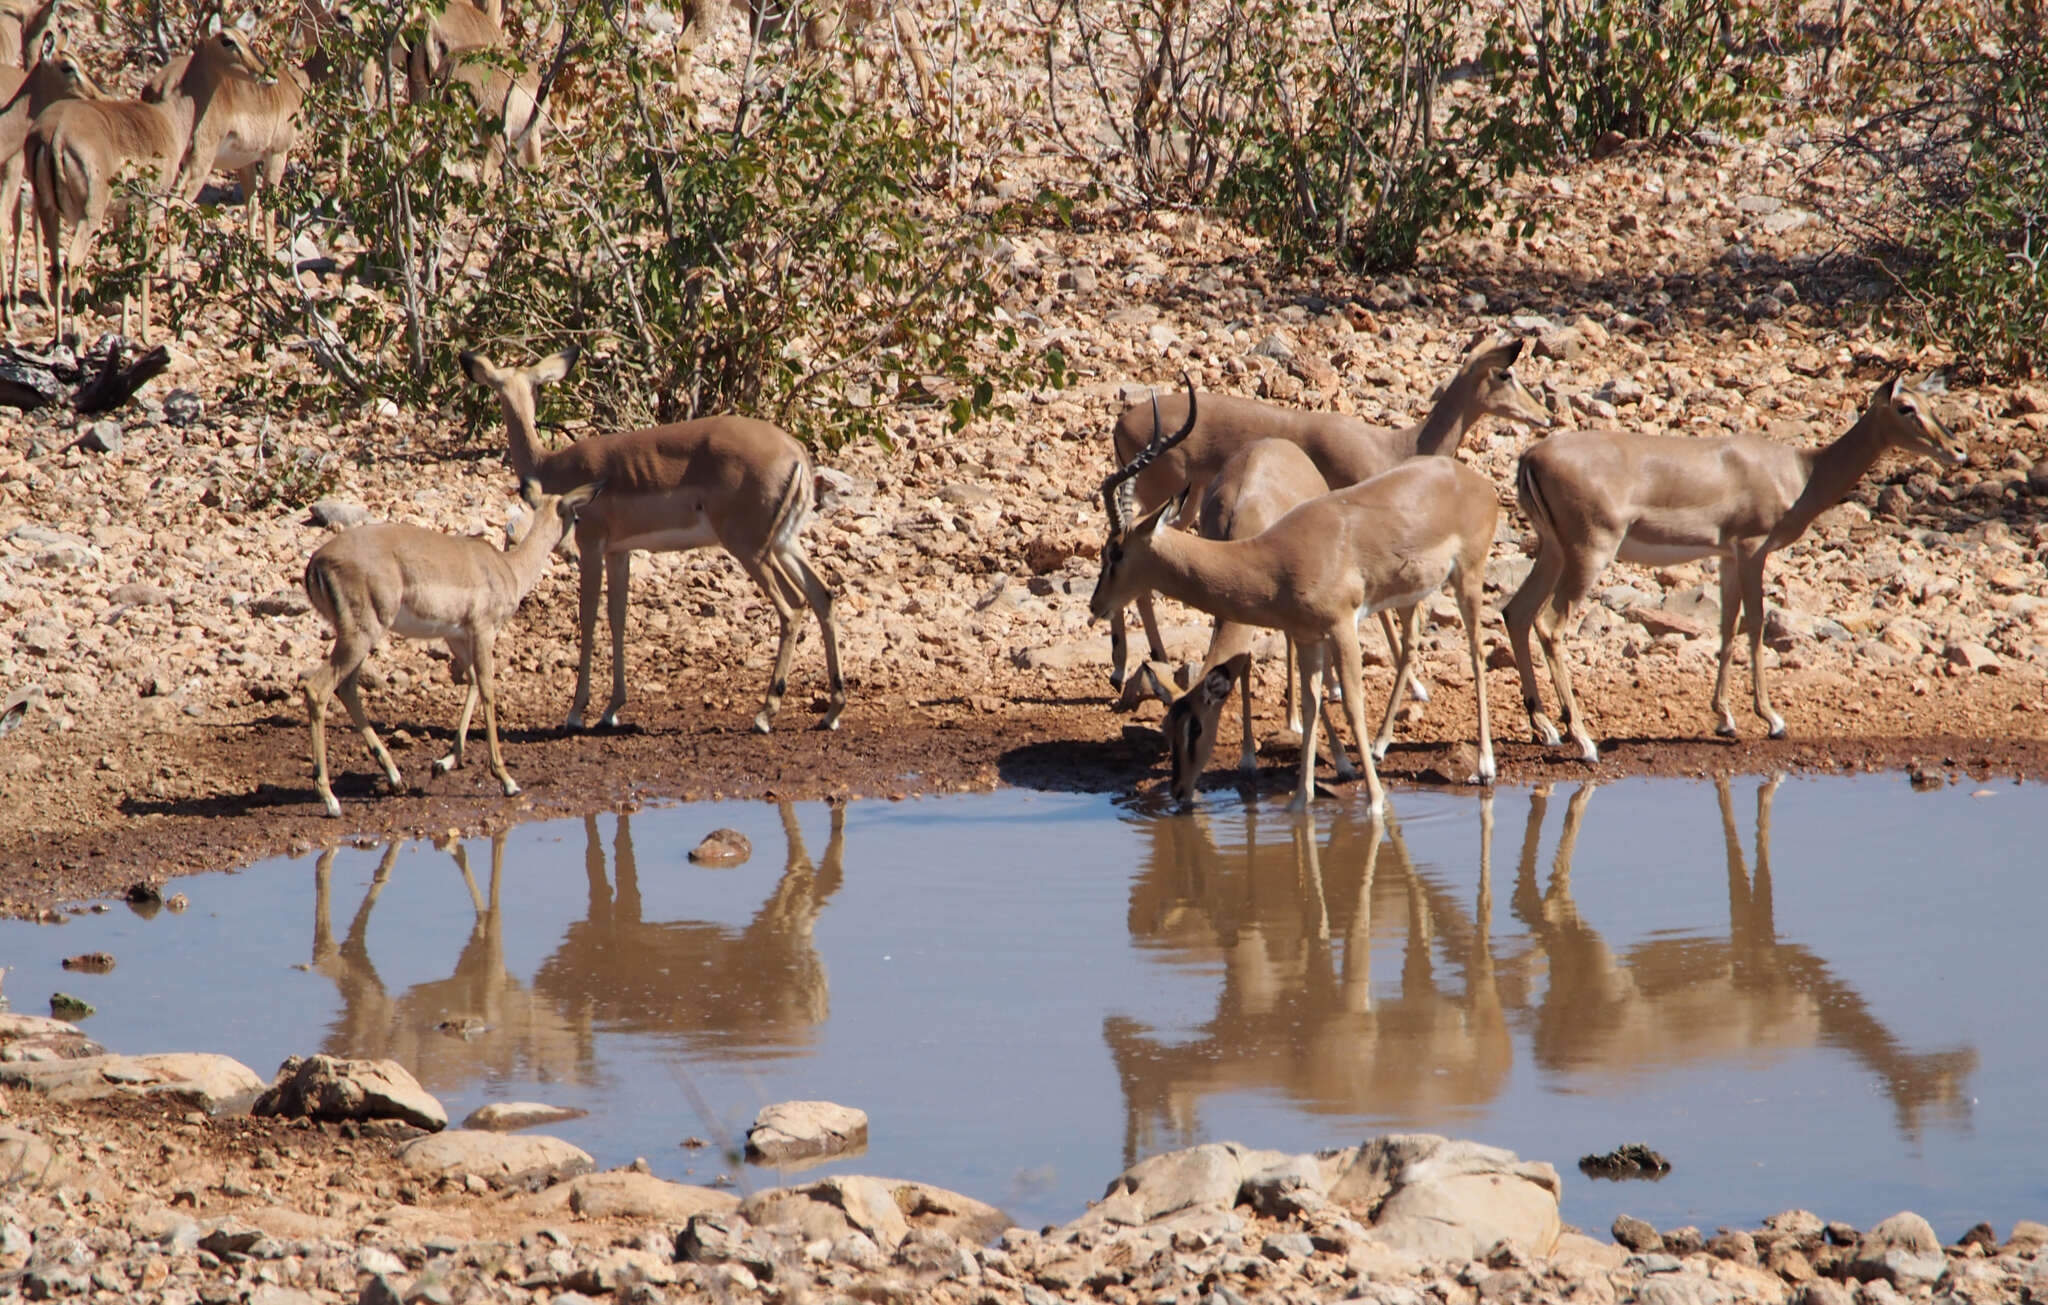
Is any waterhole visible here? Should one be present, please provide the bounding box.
[3,774,2035,1235]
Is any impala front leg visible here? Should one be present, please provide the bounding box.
[1709,546,1747,738]
[435,635,477,775]
[1329,620,1385,822]
[567,545,603,729]
[1743,550,1787,738]
[1289,642,1327,813]
[600,550,632,728]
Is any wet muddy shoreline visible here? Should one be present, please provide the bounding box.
[3,653,2044,918]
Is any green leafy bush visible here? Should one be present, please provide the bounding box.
[1488,0,1789,154]
[171,0,1027,448]
[1219,0,1498,272]
[1831,0,2047,378]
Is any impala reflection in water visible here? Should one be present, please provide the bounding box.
[309,801,846,1084]
[534,802,845,1052]
[1108,777,1977,1164]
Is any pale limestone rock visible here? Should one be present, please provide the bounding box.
[741,1175,1006,1251]
[461,1101,589,1132]
[1332,1133,1562,1262]
[252,1054,447,1131]
[745,1100,868,1167]
[398,1131,594,1190]
[0,1013,104,1062]
[567,1171,739,1222]
[0,1052,264,1110]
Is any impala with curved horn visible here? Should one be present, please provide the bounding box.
[1505,371,1969,761]
[1102,335,1553,692]
[1090,381,1500,816]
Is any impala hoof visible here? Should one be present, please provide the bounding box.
[432,754,458,775]
[752,715,774,734]
[1714,722,1738,739]
[321,795,341,818]
[500,777,521,797]
[1409,680,1431,704]
[565,712,586,731]
[1767,719,1788,740]
[1576,740,1599,765]
[1534,719,1562,747]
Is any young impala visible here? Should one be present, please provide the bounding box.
[1505,371,1969,761]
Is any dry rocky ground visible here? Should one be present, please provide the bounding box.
[1,1031,2045,1305]
[2,7,2048,1300]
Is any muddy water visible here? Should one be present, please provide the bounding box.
[2,776,2037,1236]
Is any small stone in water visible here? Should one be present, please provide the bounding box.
[50,992,94,1019]
[61,952,114,973]
[689,829,752,866]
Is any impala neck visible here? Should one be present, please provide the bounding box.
[503,513,565,596]
[1779,404,1893,543]
[498,395,551,482]
[1410,369,1484,459]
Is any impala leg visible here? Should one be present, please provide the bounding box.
[1135,590,1168,667]
[303,673,341,818]
[1283,636,1300,733]
[1289,641,1326,813]
[749,557,803,734]
[1709,548,1747,738]
[1379,608,1429,704]
[1744,552,1787,738]
[435,635,478,775]
[782,544,845,729]
[336,675,403,795]
[301,627,376,817]
[474,631,520,796]
[1317,642,1358,780]
[1538,563,1601,764]
[1457,568,1496,784]
[1108,607,1130,691]
[1504,546,1565,748]
[1237,653,1256,772]
[1371,605,1421,760]
[600,550,632,727]
[1330,620,1385,822]
[567,545,603,729]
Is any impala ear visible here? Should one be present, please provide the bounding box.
[519,478,543,509]
[457,349,492,385]
[533,345,580,386]
[563,478,604,512]
[1195,659,1239,707]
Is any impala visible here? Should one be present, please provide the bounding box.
[0,32,91,326]
[461,345,846,734]
[1504,371,1968,761]
[300,479,603,818]
[1091,386,1499,816]
[152,24,304,251]
[27,30,274,341]
[1103,336,1551,690]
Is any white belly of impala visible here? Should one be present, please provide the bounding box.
[1616,538,1726,566]
[390,605,468,640]
[609,523,722,553]
[1363,585,1436,617]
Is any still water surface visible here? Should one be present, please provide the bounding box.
[2,775,2039,1236]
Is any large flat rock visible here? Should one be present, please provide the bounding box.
[253,1055,447,1131]
[0,1052,264,1110]
[398,1131,595,1190]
